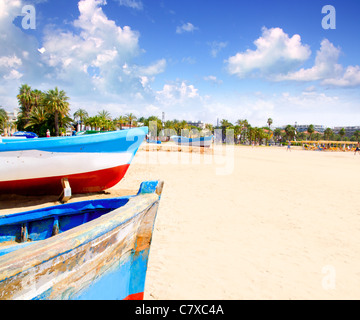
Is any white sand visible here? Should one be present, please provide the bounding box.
[1,145,360,299]
[127,145,360,300]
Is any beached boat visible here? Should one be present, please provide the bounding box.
[12,131,38,139]
[146,139,161,145]
[0,127,148,195]
[0,180,163,300]
[170,135,213,147]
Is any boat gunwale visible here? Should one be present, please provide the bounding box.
[0,127,148,152]
[0,192,159,281]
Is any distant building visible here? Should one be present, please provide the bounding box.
[275,124,360,138]
[4,108,19,136]
[187,121,206,130]
[295,124,326,133]
[333,126,360,137]
[6,108,18,122]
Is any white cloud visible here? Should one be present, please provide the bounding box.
[0,54,22,68]
[137,59,166,76]
[176,22,198,34]
[204,75,223,85]
[39,0,167,99]
[122,59,166,92]
[226,27,311,78]
[209,41,227,58]
[276,39,343,81]
[322,65,360,87]
[275,38,360,87]
[280,90,339,107]
[116,0,143,10]
[181,56,196,64]
[226,28,360,88]
[0,0,21,20]
[4,69,23,80]
[0,0,43,106]
[0,0,168,115]
[40,0,141,88]
[156,81,199,105]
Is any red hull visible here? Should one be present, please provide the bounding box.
[0,164,130,195]
[124,292,144,300]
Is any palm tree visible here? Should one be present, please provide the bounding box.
[236,119,249,144]
[145,116,163,136]
[273,128,282,144]
[352,130,360,142]
[220,119,232,142]
[31,89,45,110]
[253,127,262,144]
[205,123,213,132]
[297,132,307,141]
[74,108,89,131]
[17,84,32,115]
[114,115,127,130]
[44,87,70,136]
[307,124,315,140]
[266,118,273,145]
[247,125,255,145]
[339,128,346,140]
[0,107,8,135]
[97,110,111,130]
[220,119,232,128]
[285,125,296,141]
[125,113,137,128]
[17,84,33,128]
[85,116,97,131]
[0,107,7,121]
[24,106,49,129]
[324,128,333,140]
[98,110,111,120]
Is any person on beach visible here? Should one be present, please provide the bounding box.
[287,141,291,152]
[46,129,50,138]
[355,142,360,155]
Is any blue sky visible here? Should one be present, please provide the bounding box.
[1,0,360,127]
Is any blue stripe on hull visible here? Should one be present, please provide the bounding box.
[31,248,150,300]
[75,249,149,300]
[0,127,148,154]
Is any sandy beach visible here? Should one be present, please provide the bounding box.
[1,144,360,299]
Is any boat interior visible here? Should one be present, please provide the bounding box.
[0,198,129,257]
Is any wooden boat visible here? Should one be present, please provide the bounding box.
[0,127,148,195]
[12,131,38,139]
[146,139,161,145]
[0,180,163,300]
[170,135,213,147]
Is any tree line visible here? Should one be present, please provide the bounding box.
[1,84,359,143]
[216,119,360,144]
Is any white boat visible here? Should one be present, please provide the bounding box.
[0,127,148,195]
[170,135,213,147]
